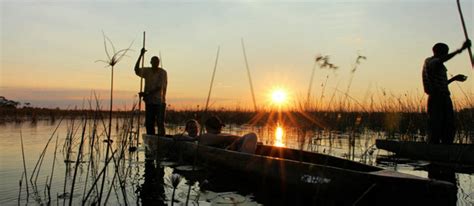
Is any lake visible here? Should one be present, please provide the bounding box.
[0,119,472,205]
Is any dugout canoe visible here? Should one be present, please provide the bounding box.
[376,139,474,165]
[143,135,456,205]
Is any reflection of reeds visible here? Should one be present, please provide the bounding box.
[170,173,182,206]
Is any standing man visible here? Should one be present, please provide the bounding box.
[135,48,168,136]
[422,40,470,144]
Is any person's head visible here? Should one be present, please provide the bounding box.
[185,119,199,137]
[150,56,160,68]
[205,116,225,134]
[432,43,449,57]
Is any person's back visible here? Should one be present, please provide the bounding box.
[199,116,257,154]
[174,119,199,141]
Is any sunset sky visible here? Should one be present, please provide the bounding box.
[1,0,472,110]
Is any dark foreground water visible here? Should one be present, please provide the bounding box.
[0,119,472,205]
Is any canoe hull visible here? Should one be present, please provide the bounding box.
[145,135,456,205]
[376,139,474,165]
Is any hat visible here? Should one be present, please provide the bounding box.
[205,116,225,130]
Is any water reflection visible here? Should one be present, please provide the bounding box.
[140,160,166,205]
[1,120,472,205]
[274,125,285,147]
[139,159,261,205]
[427,164,457,206]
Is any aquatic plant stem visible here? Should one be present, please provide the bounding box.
[20,130,30,201]
[47,135,59,205]
[69,117,88,206]
[29,115,65,187]
[98,64,114,205]
[83,150,118,204]
[307,61,318,108]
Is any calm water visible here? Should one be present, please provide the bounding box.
[0,119,472,205]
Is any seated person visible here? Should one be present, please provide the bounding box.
[173,119,200,141]
[199,116,257,154]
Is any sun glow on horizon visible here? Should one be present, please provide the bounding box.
[270,88,288,105]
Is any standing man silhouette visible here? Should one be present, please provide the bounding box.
[135,48,168,136]
[422,40,470,144]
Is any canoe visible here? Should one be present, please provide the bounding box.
[143,135,456,205]
[376,139,474,165]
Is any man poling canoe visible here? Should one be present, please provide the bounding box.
[422,40,471,144]
[135,46,168,136]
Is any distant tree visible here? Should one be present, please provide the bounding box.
[0,96,20,109]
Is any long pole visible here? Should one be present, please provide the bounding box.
[188,46,220,205]
[456,0,474,68]
[136,32,145,149]
[204,46,221,113]
[241,39,258,111]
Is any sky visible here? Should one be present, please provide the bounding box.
[1,0,473,110]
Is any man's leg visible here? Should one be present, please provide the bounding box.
[145,104,157,135]
[427,95,442,144]
[442,97,456,144]
[157,103,166,136]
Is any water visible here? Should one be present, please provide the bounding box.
[0,119,472,205]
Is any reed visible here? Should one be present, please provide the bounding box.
[95,32,133,205]
[20,129,30,202]
[68,115,88,205]
[307,54,338,109]
[29,114,65,190]
[342,53,366,109]
[47,135,59,205]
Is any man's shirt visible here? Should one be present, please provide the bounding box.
[422,57,450,96]
[136,67,168,104]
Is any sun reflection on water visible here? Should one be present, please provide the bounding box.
[274,125,285,147]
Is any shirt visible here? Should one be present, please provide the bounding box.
[422,57,449,96]
[136,67,167,104]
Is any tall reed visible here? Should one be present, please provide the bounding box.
[95,32,133,205]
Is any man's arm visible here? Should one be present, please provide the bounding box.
[448,74,468,84]
[163,70,168,99]
[441,40,471,63]
[135,48,146,77]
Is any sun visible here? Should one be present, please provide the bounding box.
[271,89,287,105]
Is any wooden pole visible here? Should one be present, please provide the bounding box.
[204,46,221,113]
[136,31,145,149]
[241,38,258,111]
[457,0,473,68]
